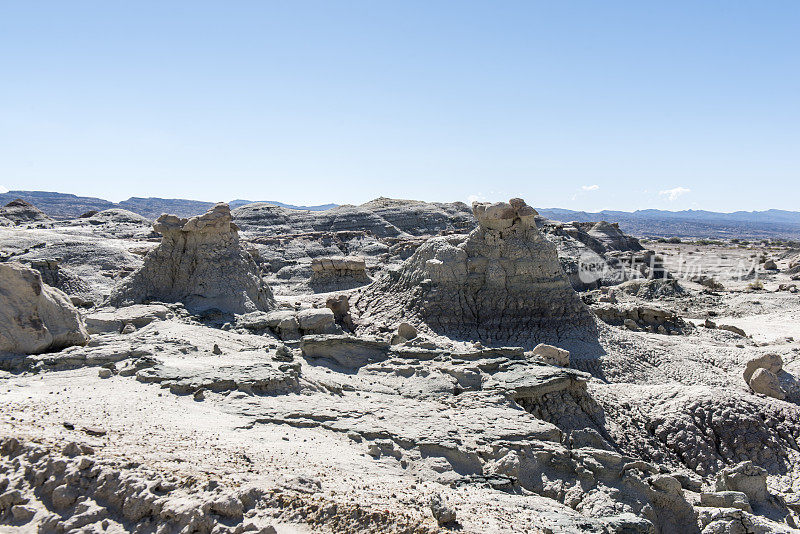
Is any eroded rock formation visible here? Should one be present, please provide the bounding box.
[309,255,370,291]
[356,198,596,346]
[109,203,274,314]
[0,199,52,226]
[0,262,89,354]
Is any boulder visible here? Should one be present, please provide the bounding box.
[397,322,417,340]
[748,368,784,400]
[326,295,354,330]
[743,353,783,384]
[297,308,337,335]
[714,461,769,505]
[763,259,778,270]
[526,343,570,367]
[84,304,170,334]
[109,203,274,314]
[718,324,746,337]
[0,262,89,354]
[429,494,456,526]
[624,318,642,331]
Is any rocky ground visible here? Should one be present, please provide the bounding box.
[2,197,800,533]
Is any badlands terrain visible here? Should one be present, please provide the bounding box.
[2,196,800,533]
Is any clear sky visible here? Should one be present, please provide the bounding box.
[1,1,798,212]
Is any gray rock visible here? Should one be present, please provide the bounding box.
[109,203,274,314]
[743,353,783,384]
[11,504,36,523]
[719,324,746,337]
[700,491,751,512]
[715,461,769,505]
[297,308,336,334]
[84,304,169,334]
[357,198,596,346]
[397,322,417,341]
[527,343,570,367]
[0,262,89,354]
[429,494,456,526]
[300,335,389,368]
[51,484,78,510]
[748,368,784,399]
[624,318,642,331]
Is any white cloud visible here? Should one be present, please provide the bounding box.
[658,187,691,201]
[581,184,600,192]
[467,193,485,204]
[0,185,8,194]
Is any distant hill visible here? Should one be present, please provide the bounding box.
[228,199,338,212]
[0,191,115,218]
[0,191,337,220]
[537,208,800,241]
[2,190,799,240]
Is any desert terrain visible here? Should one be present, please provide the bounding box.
[2,197,800,533]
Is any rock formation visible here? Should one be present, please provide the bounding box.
[309,256,370,291]
[356,198,596,346]
[744,353,785,399]
[0,199,52,225]
[109,203,274,314]
[0,262,89,354]
[586,221,644,252]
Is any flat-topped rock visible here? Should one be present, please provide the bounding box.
[84,304,171,334]
[485,365,591,401]
[300,335,390,368]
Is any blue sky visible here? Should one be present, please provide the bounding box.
[1,1,798,211]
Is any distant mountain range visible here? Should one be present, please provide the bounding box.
[537,208,800,241]
[1,190,798,240]
[0,191,335,220]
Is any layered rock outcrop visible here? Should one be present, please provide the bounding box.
[309,256,370,291]
[0,262,89,354]
[0,199,52,225]
[109,203,274,314]
[356,198,596,346]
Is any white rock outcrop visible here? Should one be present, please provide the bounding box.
[109,203,274,314]
[0,262,89,354]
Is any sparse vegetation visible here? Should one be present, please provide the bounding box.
[747,279,765,291]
